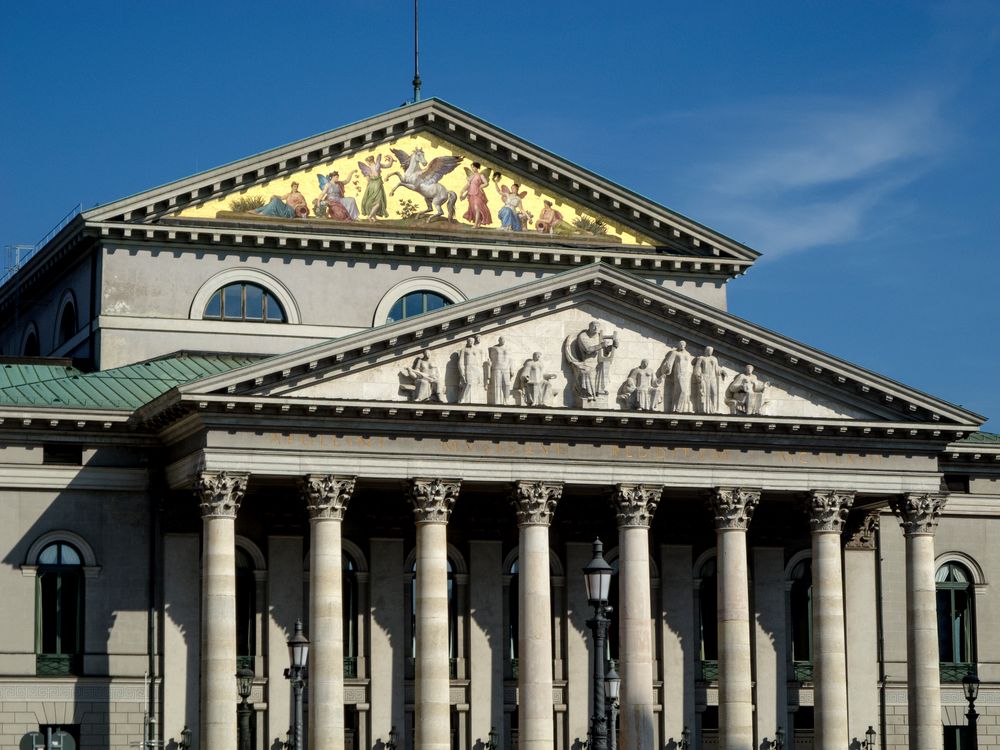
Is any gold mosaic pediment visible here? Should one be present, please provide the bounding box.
[175,132,656,246]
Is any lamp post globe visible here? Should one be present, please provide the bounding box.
[583,537,614,750]
[964,671,981,750]
[285,619,310,750]
[236,667,254,750]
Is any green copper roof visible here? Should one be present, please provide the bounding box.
[0,354,263,410]
[958,431,1000,444]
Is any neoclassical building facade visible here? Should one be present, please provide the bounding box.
[0,99,996,750]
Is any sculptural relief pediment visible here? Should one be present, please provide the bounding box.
[271,301,875,420]
[177,264,979,429]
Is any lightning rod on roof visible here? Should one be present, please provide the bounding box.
[412,0,422,102]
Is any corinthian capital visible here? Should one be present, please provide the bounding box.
[410,478,461,524]
[195,471,248,519]
[614,484,662,528]
[511,481,562,526]
[708,487,761,530]
[302,474,356,521]
[890,493,947,536]
[806,490,855,534]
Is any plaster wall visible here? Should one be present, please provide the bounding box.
[94,245,727,367]
[0,255,94,358]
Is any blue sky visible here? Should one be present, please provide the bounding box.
[1,1,997,427]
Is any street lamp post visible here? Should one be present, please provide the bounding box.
[583,538,614,750]
[284,619,310,750]
[861,725,877,750]
[605,667,620,750]
[236,667,254,750]
[177,726,191,750]
[964,671,981,750]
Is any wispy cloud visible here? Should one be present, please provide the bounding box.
[683,91,953,258]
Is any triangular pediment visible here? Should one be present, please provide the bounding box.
[82,99,757,260]
[168,265,981,430]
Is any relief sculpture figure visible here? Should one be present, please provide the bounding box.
[657,340,695,413]
[388,146,462,220]
[400,351,442,403]
[458,335,486,404]
[726,364,768,415]
[693,345,724,413]
[563,322,619,407]
[622,359,660,411]
[515,352,558,407]
[487,337,516,405]
[359,153,394,221]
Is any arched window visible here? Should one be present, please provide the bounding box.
[507,559,519,676]
[697,556,718,678]
[937,562,976,679]
[409,558,458,674]
[57,297,76,346]
[36,542,83,675]
[789,558,813,681]
[235,547,256,669]
[23,326,40,356]
[203,282,286,323]
[344,552,358,677]
[386,291,451,324]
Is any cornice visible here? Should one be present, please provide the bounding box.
[169,393,970,445]
[151,263,982,428]
[80,99,758,262]
[88,219,751,279]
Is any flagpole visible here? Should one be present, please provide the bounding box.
[412,0,422,102]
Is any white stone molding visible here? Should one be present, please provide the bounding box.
[936,551,988,597]
[806,489,855,534]
[342,538,369,572]
[235,535,267,570]
[502,547,564,576]
[707,487,761,530]
[409,477,461,524]
[692,548,716,581]
[511,480,562,526]
[53,288,77,345]
[188,267,301,323]
[403,542,468,574]
[890,493,948,536]
[614,483,662,528]
[371,277,467,327]
[22,529,101,578]
[301,474,356,521]
[20,320,39,354]
[195,470,248,518]
[783,548,812,580]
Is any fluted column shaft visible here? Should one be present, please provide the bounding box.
[512,481,562,750]
[807,490,854,750]
[892,493,948,750]
[709,487,760,750]
[196,471,248,750]
[304,475,356,750]
[411,478,461,750]
[615,484,661,750]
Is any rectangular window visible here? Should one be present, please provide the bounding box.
[404,293,424,319]
[223,284,243,319]
[244,285,264,321]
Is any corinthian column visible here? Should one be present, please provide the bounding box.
[615,483,661,750]
[196,470,248,750]
[410,478,461,750]
[708,487,760,750]
[806,490,854,750]
[890,493,948,750]
[511,481,562,750]
[303,474,356,750]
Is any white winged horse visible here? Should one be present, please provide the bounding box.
[387,147,462,220]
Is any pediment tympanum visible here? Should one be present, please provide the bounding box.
[175,131,656,246]
[273,301,873,420]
